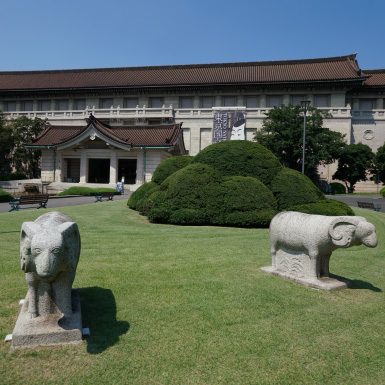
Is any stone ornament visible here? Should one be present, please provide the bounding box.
[11,212,82,349]
[261,212,378,290]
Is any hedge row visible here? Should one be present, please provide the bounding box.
[57,187,121,196]
[0,188,12,203]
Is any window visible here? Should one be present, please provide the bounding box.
[291,95,305,106]
[359,99,374,110]
[179,97,193,108]
[57,100,69,110]
[100,98,113,109]
[39,100,51,111]
[149,97,164,108]
[5,101,16,111]
[268,96,281,108]
[21,101,33,111]
[74,99,86,110]
[223,96,236,107]
[123,98,138,108]
[201,96,214,108]
[315,95,329,108]
[245,96,258,108]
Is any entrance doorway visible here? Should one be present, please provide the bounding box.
[118,159,137,184]
[88,159,110,183]
[65,158,80,182]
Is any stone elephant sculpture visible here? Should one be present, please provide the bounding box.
[20,211,81,319]
[269,211,378,279]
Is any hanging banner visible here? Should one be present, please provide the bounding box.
[229,111,246,140]
[212,111,229,143]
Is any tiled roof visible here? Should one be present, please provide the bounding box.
[28,116,184,148]
[0,54,367,91]
[363,70,385,86]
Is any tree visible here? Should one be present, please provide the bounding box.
[0,116,45,178]
[372,143,385,185]
[254,104,346,180]
[333,143,374,193]
[0,111,15,177]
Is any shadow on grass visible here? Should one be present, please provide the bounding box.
[78,286,130,354]
[330,274,382,292]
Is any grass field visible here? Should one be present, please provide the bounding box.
[1,201,385,384]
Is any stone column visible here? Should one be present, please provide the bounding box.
[376,98,384,110]
[259,95,267,108]
[33,100,38,111]
[16,101,21,111]
[193,96,200,108]
[137,151,144,184]
[80,151,87,183]
[109,149,117,185]
[51,100,56,111]
[237,95,244,106]
[68,99,74,110]
[282,95,290,105]
[214,95,221,107]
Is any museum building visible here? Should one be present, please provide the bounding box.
[0,53,384,191]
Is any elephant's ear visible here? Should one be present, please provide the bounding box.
[20,222,39,272]
[328,218,357,248]
[57,222,81,271]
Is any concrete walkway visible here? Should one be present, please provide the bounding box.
[0,193,131,214]
[327,194,385,213]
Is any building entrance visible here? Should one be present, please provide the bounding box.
[118,159,137,184]
[88,159,110,183]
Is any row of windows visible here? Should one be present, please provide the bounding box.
[3,96,378,112]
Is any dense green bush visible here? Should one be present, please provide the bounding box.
[330,182,346,194]
[289,199,354,216]
[270,168,325,210]
[3,172,27,181]
[0,188,12,202]
[380,187,385,197]
[151,156,193,185]
[128,181,158,209]
[191,140,283,186]
[146,165,277,227]
[57,187,120,196]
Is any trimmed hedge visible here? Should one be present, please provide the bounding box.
[0,188,12,203]
[146,165,277,227]
[289,199,355,216]
[3,172,27,181]
[330,182,346,194]
[127,181,159,211]
[151,156,193,185]
[380,187,385,197]
[270,168,325,210]
[57,187,121,196]
[191,140,283,186]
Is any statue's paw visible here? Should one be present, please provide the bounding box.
[28,312,37,319]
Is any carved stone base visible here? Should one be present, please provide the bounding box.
[260,266,349,290]
[11,290,82,349]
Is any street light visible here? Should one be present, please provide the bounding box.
[300,100,311,174]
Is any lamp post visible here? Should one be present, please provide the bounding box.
[300,100,311,174]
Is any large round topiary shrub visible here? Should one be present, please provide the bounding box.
[191,140,283,186]
[289,199,354,216]
[0,188,12,202]
[146,165,278,227]
[127,181,159,210]
[151,156,194,185]
[270,168,325,210]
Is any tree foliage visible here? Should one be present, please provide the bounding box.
[333,143,374,193]
[373,143,385,185]
[254,104,346,180]
[0,115,45,178]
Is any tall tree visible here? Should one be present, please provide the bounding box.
[0,111,15,176]
[254,104,346,180]
[6,116,45,178]
[333,143,374,193]
[372,143,385,185]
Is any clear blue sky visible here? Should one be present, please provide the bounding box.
[1,0,384,71]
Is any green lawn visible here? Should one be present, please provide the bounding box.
[1,201,385,385]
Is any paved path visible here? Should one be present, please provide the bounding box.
[327,194,385,213]
[0,193,131,214]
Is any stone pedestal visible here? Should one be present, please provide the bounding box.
[11,290,82,349]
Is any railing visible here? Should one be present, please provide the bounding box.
[3,106,385,121]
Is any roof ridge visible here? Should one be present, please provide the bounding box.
[0,54,358,75]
